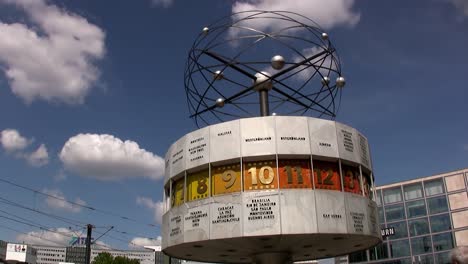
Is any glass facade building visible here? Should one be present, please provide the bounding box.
[349,168,468,264]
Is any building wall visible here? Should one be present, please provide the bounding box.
[65,246,86,264]
[34,246,66,264]
[349,168,468,264]
[6,243,37,264]
[91,249,155,264]
[0,241,7,261]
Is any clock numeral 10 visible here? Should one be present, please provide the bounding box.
[244,161,276,191]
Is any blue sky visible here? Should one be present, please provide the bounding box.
[0,0,467,250]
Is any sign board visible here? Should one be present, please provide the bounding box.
[242,191,280,236]
[381,227,395,238]
[240,117,276,157]
[209,119,241,163]
[275,116,310,155]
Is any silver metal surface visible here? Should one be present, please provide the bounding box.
[270,55,285,70]
[321,76,331,86]
[259,90,269,116]
[336,76,346,88]
[321,32,329,40]
[253,71,273,91]
[215,97,225,107]
[213,70,223,81]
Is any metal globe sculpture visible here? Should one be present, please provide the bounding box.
[164,11,380,264]
[185,11,345,127]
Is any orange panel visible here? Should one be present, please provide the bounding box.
[243,160,277,191]
[171,178,185,207]
[186,169,209,201]
[312,160,341,191]
[279,159,312,189]
[342,165,362,195]
[212,163,242,195]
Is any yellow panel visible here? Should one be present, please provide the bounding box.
[212,163,241,195]
[186,169,209,201]
[243,160,277,191]
[171,178,185,207]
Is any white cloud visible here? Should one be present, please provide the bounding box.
[136,196,164,225]
[0,0,105,104]
[43,188,86,213]
[231,0,360,31]
[151,0,173,8]
[59,134,164,181]
[16,227,111,248]
[26,143,49,167]
[293,46,338,81]
[129,236,161,249]
[0,129,31,152]
[16,227,82,246]
[450,0,468,16]
[0,128,49,167]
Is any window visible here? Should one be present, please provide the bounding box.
[376,190,382,206]
[389,239,410,258]
[427,196,448,214]
[385,204,405,222]
[387,221,408,239]
[435,251,451,264]
[369,242,389,260]
[433,232,454,252]
[409,218,430,236]
[348,250,367,263]
[406,199,426,218]
[404,183,423,200]
[430,213,451,233]
[424,179,444,196]
[383,187,402,204]
[411,236,432,255]
[378,207,385,223]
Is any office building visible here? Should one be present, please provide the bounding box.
[0,240,7,262]
[91,249,155,264]
[349,168,468,263]
[5,243,37,264]
[35,246,66,264]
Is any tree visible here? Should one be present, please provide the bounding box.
[92,252,140,264]
[93,252,114,264]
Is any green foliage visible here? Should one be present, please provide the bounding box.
[92,252,140,264]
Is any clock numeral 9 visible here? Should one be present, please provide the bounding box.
[222,170,237,189]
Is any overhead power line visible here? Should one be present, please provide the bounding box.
[0,196,86,228]
[0,177,160,228]
[0,223,67,246]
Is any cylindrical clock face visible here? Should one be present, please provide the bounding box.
[171,178,185,207]
[342,164,362,195]
[211,163,242,195]
[312,160,342,191]
[186,169,210,202]
[162,117,380,263]
[243,160,277,191]
[278,159,312,189]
